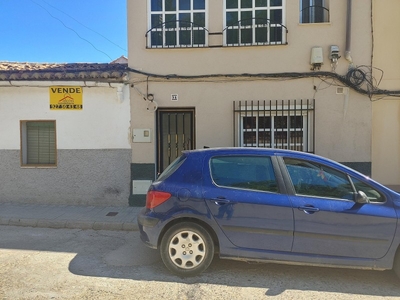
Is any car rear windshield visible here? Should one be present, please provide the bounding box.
[157,154,187,181]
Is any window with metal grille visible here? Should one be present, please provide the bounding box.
[233,100,315,152]
[224,0,287,46]
[20,121,57,166]
[147,0,207,48]
[300,0,329,24]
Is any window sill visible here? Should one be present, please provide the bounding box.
[298,22,331,26]
[21,165,58,169]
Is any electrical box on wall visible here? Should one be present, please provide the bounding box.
[133,129,151,143]
[311,47,323,64]
[132,180,152,195]
[336,87,348,95]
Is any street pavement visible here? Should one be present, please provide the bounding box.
[0,202,142,231]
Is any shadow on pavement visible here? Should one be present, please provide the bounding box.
[69,230,400,297]
[1,225,399,297]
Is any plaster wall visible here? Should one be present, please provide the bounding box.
[0,84,131,150]
[371,0,400,185]
[372,1,400,90]
[372,100,400,184]
[128,0,373,179]
[0,84,132,206]
[131,79,372,164]
[1,149,131,206]
[128,1,372,76]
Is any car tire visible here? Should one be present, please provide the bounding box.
[160,222,214,276]
[393,248,400,279]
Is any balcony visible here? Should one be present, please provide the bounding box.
[146,18,288,49]
[146,20,208,49]
[223,18,288,46]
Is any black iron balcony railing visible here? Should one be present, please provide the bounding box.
[300,5,330,23]
[146,21,209,48]
[223,18,288,46]
[146,18,289,48]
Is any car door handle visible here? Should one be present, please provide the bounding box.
[298,205,320,214]
[211,197,231,206]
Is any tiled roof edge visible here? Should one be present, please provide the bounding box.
[0,62,129,82]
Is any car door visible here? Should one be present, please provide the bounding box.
[202,154,294,252]
[282,157,397,259]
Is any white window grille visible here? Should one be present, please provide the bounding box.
[147,0,208,48]
[224,0,287,46]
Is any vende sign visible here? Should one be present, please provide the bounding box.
[49,86,83,110]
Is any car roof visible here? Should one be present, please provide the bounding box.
[182,147,360,175]
[183,147,321,160]
[181,147,398,195]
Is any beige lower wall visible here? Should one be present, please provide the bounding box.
[372,99,400,184]
[315,87,371,162]
[131,78,372,167]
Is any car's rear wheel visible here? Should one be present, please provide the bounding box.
[160,222,214,276]
[393,248,400,279]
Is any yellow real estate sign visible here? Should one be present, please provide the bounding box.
[49,86,83,110]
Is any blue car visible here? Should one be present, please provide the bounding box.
[138,148,400,277]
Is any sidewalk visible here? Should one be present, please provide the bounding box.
[0,202,143,231]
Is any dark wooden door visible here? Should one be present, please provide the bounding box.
[157,108,195,174]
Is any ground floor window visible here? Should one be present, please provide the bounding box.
[20,120,57,166]
[233,100,314,152]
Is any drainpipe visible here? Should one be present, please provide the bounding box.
[345,0,354,67]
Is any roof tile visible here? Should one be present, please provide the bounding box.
[0,62,128,82]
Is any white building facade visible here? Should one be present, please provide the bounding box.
[0,62,132,206]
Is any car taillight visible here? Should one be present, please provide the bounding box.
[146,191,172,209]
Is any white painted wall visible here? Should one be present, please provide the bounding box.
[0,82,131,150]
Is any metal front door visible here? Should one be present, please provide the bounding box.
[157,108,195,174]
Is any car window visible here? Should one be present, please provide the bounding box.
[283,158,354,200]
[210,156,278,193]
[350,176,385,203]
[157,154,187,181]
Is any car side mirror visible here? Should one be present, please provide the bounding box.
[355,191,370,204]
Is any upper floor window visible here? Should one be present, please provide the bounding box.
[224,0,287,46]
[300,0,329,23]
[147,0,207,48]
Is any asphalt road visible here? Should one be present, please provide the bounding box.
[1,226,400,299]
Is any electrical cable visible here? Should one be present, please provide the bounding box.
[30,0,113,60]
[40,0,127,53]
[347,68,366,87]
[126,66,400,99]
